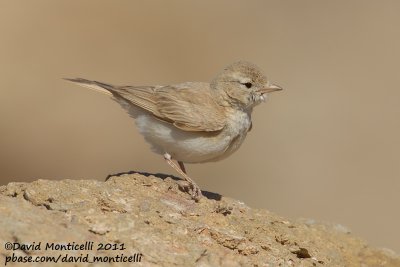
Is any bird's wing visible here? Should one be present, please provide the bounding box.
[155,84,227,132]
[112,85,161,116]
[65,78,226,132]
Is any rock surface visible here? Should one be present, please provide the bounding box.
[0,173,399,266]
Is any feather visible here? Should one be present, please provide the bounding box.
[65,79,227,132]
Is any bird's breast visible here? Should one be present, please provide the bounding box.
[134,110,251,163]
[213,109,252,161]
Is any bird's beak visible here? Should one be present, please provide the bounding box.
[258,83,283,94]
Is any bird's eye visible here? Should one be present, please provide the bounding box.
[242,82,253,88]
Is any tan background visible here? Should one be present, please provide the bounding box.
[1,1,399,253]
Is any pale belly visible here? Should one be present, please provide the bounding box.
[134,111,251,163]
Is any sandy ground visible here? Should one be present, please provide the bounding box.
[1,175,399,266]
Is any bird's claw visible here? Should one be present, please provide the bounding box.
[178,181,202,201]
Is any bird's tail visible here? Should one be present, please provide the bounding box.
[63,78,115,96]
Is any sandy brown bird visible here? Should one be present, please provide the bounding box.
[65,61,282,200]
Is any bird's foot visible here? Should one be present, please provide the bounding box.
[163,153,203,201]
[177,180,203,202]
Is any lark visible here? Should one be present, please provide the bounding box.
[65,61,282,201]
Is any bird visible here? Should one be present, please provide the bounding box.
[65,61,282,201]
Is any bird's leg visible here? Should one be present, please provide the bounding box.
[176,161,191,193]
[163,153,202,201]
[178,161,186,174]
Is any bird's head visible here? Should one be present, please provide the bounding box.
[211,61,282,111]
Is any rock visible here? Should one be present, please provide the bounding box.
[0,173,399,266]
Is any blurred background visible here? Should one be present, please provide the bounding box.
[1,0,399,253]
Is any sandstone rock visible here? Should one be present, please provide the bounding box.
[0,173,398,266]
